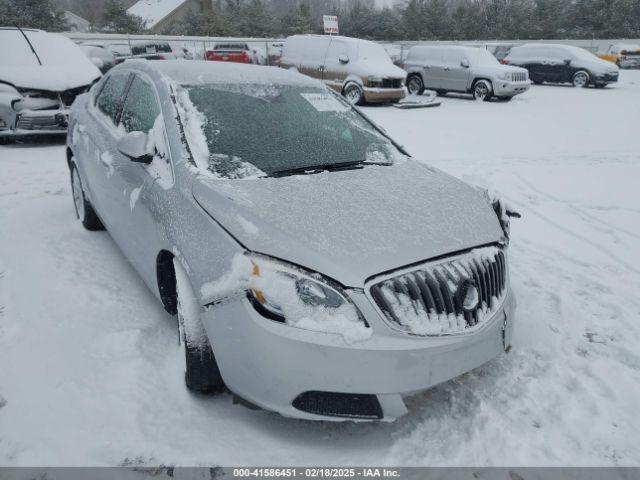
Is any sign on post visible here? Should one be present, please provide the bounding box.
[323,15,339,35]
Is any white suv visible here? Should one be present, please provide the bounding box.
[404,46,530,101]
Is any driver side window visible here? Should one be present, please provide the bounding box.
[120,76,161,134]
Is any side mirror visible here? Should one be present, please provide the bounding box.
[117,132,153,164]
[564,58,572,65]
[461,59,470,68]
[338,54,350,64]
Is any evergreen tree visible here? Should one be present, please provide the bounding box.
[279,2,313,36]
[99,0,144,33]
[0,0,68,31]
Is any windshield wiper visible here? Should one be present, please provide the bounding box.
[16,26,42,66]
[270,160,391,178]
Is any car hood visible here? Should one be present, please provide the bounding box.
[477,63,528,75]
[587,57,620,73]
[350,60,406,80]
[1,66,100,92]
[192,160,504,288]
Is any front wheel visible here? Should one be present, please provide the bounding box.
[174,259,225,394]
[473,80,493,102]
[573,70,590,88]
[406,75,425,95]
[498,96,514,102]
[343,83,364,106]
[70,164,104,231]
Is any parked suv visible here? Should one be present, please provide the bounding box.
[503,44,619,88]
[280,35,406,105]
[404,46,530,101]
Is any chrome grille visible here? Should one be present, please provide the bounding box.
[512,71,528,82]
[16,114,65,131]
[369,246,507,336]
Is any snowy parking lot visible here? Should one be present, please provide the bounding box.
[1,71,639,466]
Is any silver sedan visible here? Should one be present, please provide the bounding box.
[66,60,517,421]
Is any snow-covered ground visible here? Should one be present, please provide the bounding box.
[1,72,639,467]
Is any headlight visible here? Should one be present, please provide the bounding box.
[367,76,383,83]
[248,255,371,343]
[498,72,511,81]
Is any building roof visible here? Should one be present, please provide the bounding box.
[127,0,190,29]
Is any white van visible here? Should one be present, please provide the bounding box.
[280,35,406,105]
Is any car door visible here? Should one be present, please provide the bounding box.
[298,37,330,82]
[110,73,172,285]
[322,38,349,93]
[421,48,445,90]
[84,71,132,229]
[544,47,569,83]
[522,46,547,82]
[442,49,471,92]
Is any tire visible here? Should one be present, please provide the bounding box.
[533,79,543,85]
[174,259,224,394]
[343,83,364,106]
[70,164,104,231]
[573,70,590,88]
[0,137,11,146]
[595,84,607,89]
[436,89,447,97]
[498,96,513,102]
[406,75,425,95]
[473,80,493,101]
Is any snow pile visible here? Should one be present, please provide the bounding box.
[200,255,371,344]
[173,257,208,348]
[145,115,173,189]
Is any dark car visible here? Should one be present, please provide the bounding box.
[503,43,620,88]
[130,41,179,61]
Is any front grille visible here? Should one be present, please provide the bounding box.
[292,391,383,419]
[16,114,66,131]
[511,71,528,82]
[369,246,507,336]
[369,78,403,89]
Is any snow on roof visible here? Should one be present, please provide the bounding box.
[146,60,322,87]
[127,0,189,29]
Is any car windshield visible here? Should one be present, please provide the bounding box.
[467,48,500,66]
[356,41,392,62]
[567,46,598,61]
[177,83,404,178]
[0,29,88,67]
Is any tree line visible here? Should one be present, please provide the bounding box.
[2,0,640,40]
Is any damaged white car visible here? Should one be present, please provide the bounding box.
[0,28,101,142]
[66,60,518,421]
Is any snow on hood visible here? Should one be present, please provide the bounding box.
[193,160,504,288]
[0,29,101,91]
[349,60,407,80]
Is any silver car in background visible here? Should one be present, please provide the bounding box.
[0,28,101,142]
[404,45,530,101]
[66,60,517,421]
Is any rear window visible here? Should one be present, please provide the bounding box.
[131,43,172,55]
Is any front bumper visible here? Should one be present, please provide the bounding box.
[202,288,516,421]
[593,73,619,85]
[0,108,69,138]
[493,80,531,97]
[363,87,406,103]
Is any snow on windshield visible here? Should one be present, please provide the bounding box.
[467,48,500,67]
[173,80,404,179]
[356,41,393,62]
[0,29,93,68]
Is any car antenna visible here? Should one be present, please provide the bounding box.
[15,25,42,66]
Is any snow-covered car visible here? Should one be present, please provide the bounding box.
[598,43,640,69]
[66,60,517,421]
[404,46,530,101]
[503,44,620,88]
[0,28,102,142]
[280,35,406,105]
[80,45,117,73]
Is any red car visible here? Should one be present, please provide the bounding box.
[206,43,252,64]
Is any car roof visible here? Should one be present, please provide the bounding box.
[287,34,375,45]
[119,59,322,88]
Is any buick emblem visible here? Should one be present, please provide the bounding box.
[456,279,479,312]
